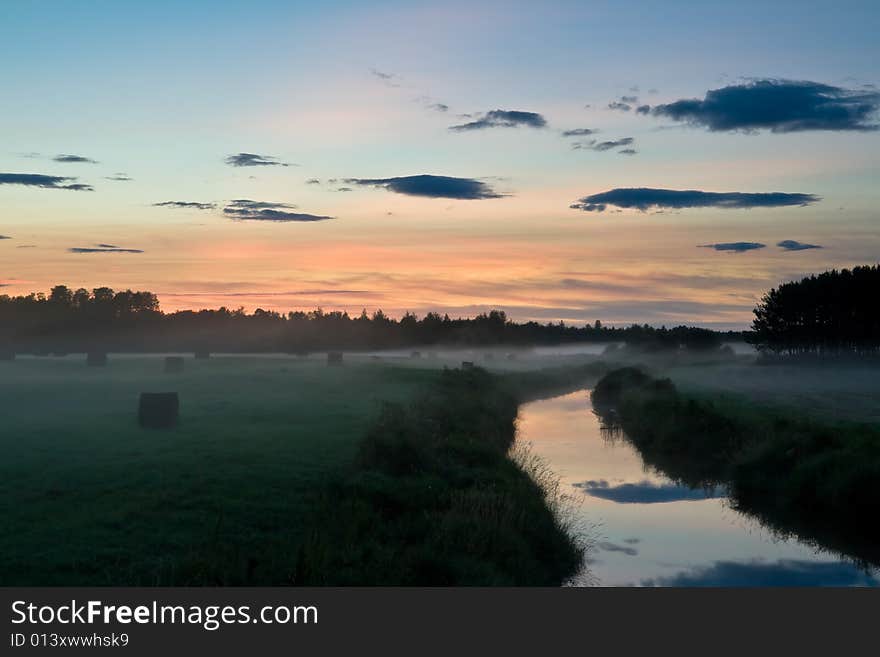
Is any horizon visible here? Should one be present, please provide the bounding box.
[2,1,879,331]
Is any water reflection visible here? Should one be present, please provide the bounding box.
[516,390,879,587]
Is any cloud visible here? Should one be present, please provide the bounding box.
[153,201,217,210]
[597,541,638,556]
[53,154,98,164]
[647,79,880,132]
[449,109,547,131]
[0,173,93,191]
[699,242,767,253]
[642,559,880,587]
[305,178,321,185]
[369,68,400,87]
[620,95,639,104]
[777,239,822,251]
[69,244,143,254]
[105,173,132,181]
[225,153,291,167]
[619,148,638,156]
[344,174,504,200]
[573,479,723,504]
[570,187,820,212]
[635,104,651,114]
[428,103,449,112]
[573,137,635,152]
[0,235,10,240]
[223,199,332,222]
[608,101,632,112]
[561,128,596,137]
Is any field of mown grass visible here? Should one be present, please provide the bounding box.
[0,355,438,585]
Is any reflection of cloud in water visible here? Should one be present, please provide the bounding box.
[574,479,723,504]
[643,559,880,587]
[598,541,638,556]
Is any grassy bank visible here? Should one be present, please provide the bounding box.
[592,368,880,564]
[294,365,604,585]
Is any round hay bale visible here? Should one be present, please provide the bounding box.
[327,351,343,366]
[164,356,185,373]
[138,392,179,429]
[86,352,108,367]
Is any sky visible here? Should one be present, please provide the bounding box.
[1,0,878,329]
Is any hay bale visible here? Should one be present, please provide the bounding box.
[138,392,179,429]
[461,361,474,369]
[327,351,343,366]
[86,351,108,367]
[194,350,210,360]
[164,356,185,373]
[0,349,15,361]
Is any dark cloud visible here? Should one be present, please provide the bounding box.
[647,79,880,132]
[429,103,449,112]
[635,104,651,114]
[305,178,321,185]
[572,137,635,152]
[0,173,94,191]
[53,154,98,164]
[597,541,638,557]
[570,187,820,212]
[225,152,291,167]
[0,235,10,240]
[105,173,132,181]
[223,199,332,222]
[573,479,723,504]
[335,187,353,192]
[699,242,767,253]
[561,128,596,137]
[69,244,143,254]
[608,101,632,112]
[777,239,823,251]
[449,109,547,131]
[344,174,504,200]
[643,559,880,587]
[153,201,217,210]
[620,95,639,104]
[618,148,638,156]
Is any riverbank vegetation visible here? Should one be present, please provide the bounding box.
[294,365,605,585]
[592,368,880,565]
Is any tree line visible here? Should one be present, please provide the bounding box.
[750,265,880,358]
[0,285,737,353]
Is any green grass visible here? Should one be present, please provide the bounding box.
[0,355,437,585]
[294,367,589,585]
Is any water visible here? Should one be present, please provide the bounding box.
[516,390,880,587]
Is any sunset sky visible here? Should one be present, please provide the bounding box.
[2,0,878,329]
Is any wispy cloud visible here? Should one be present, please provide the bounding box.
[223,199,332,222]
[105,173,132,181]
[0,173,93,191]
[69,244,143,254]
[572,137,635,152]
[570,187,820,212]
[449,109,547,131]
[345,174,505,199]
[607,101,632,112]
[224,152,292,167]
[777,239,823,251]
[152,201,217,210]
[561,128,596,137]
[644,79,880,132]
[53,154,99,164]
[573,479,724,503]
[369,68,400,87]
[699,242,767,253]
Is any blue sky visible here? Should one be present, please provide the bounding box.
[2,1,878,328]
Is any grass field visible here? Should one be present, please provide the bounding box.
[0,355,439,585]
